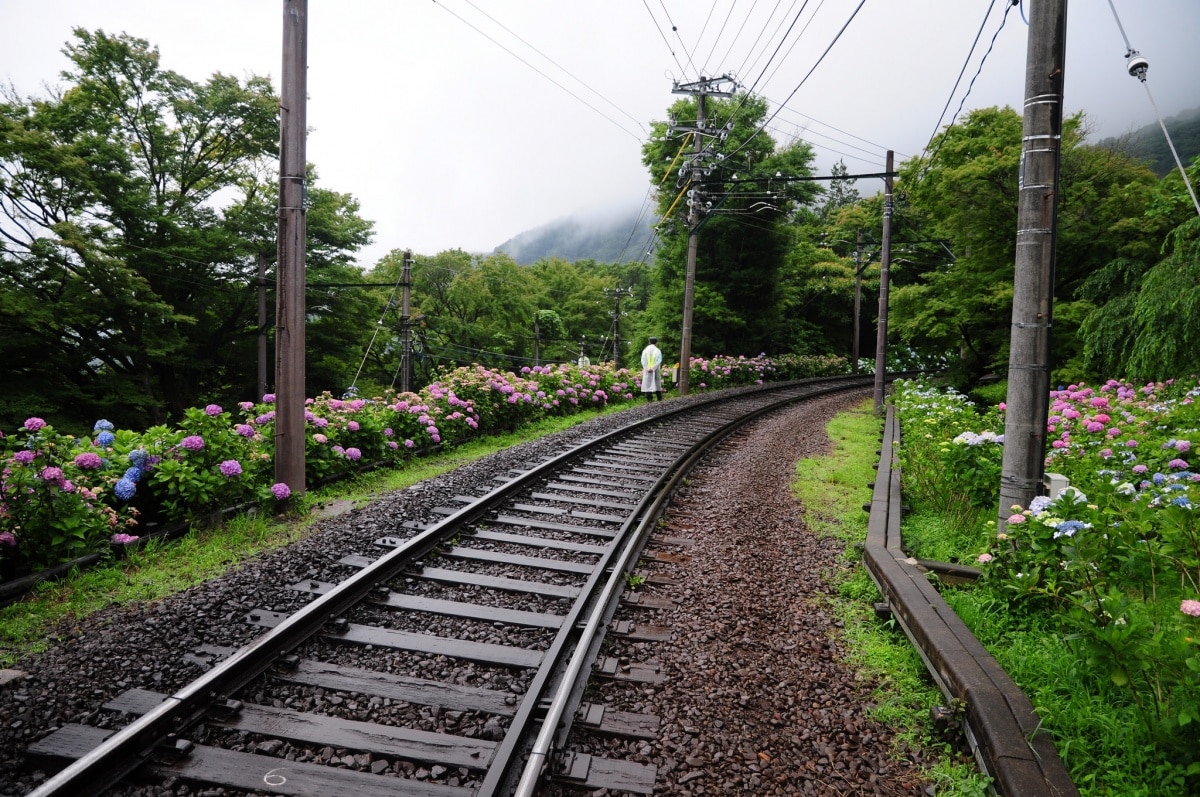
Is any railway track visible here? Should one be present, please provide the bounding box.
[24,375,874,797]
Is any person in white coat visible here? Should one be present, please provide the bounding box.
[640,337,663,401]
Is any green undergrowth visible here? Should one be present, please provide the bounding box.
[0,406,626,668]
[791,400,992,795]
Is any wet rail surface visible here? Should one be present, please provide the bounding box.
[25,376,874,797]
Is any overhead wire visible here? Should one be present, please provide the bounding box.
[455,0,649,135]
[431,0,644,142]
[918,0,1018,170]
[719,0,868,167]
[1104,0,1200,216]
[641,0,692,80]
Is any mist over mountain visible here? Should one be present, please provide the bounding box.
[495,204,656,265]
[1097,106,1200,177]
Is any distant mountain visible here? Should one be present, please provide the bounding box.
[1097,107,1200,177]
[495,205,657,265]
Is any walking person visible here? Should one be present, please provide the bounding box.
[641,336,663,401]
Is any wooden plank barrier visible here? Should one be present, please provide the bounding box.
[862,406,1079,797]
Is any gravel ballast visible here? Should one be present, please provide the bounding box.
[0,389,936,795]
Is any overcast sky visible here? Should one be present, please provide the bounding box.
[4,1,1198,266]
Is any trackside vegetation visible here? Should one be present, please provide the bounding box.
[0,355,844,580]
[892,378,1200,796]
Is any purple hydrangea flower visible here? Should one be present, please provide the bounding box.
[181,435,205,451]
[235,424,255,437]
[204,404,223,416]
[345,447,362,461]
[239,401,255,412]
[219,459,242,477]
[40,466,64,482]
[0,531,16,546]
[112,533,140,545]
[74,452,103,469]
[24,417,47,432]
[271,482,291,500]
[263,393,276,403]
[13,450,35,465]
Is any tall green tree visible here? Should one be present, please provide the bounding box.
[889,106,1161,385]
[1077,156,1200,380]
[0,29,374,429]
[640,93,822,361]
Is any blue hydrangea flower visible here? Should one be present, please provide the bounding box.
[96,431,116,447]
[128,449,149,468]
[114,478,137,501]
[93,419,115,431]
[123,466,142,483]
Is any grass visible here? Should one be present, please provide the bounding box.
[791,399,992,795]
[0,406,628,668]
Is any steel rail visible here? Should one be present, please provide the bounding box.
[512,376,874,795]
[26,375,875,796]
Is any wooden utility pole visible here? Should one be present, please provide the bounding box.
[679,101,703,398]
[852,228,863,374]
[399,250,413,394]
[671,76,735,396]
[604,282,633,365]
[872,151,894,414]
[998,0,1068,526]
[257,252,268,399]
[275,0,308,497]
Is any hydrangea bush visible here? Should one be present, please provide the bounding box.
[1,354,847,578]
[893,377,1200,780]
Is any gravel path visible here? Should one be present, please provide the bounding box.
[556,389,929,796]
[0,389,933,795]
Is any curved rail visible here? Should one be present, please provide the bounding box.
[25,375,874,797]
[862,406,1079,797]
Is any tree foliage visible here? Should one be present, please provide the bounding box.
[640,93,823,362]
[0,29,374,430]
[888,106,1163,385]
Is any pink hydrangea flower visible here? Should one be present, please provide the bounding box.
[1181,600,1200,618]
[24,417,47,432]
[977,553,994,564]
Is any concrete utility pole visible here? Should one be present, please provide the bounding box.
[872,151,894,415]
[604,282,633,364]
[399,250,413,394]
[998,0,1068,527]
[275,0,308,497]
[671,75,736,396]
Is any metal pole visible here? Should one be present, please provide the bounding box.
[998,0,1068,526]
[852,228,862,374]
[872,151,893,414]
[399,250,412,394]
[274,0,307,497]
